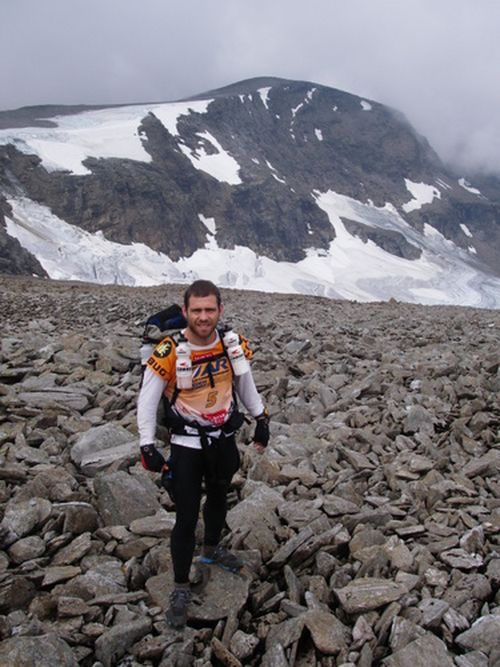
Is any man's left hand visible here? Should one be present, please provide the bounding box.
[253,410,270,452]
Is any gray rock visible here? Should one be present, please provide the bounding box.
[1,497,52,539]
[53,556,126,598]
[417,598,449,628]
[456,614,500,655]
[95,616,152,666]
[335,578,408,613]
[303,608,351,654]
[0,574,36,612]
[51,532,92,565]
[403,405,435,434]
[129,509,175,537]
[59,502,99,534]
[70,423,138,473]
[230,629,260,661]
[17,386,92,412]
[15,468,78,502]
[454,651,489,667]
[261,642,288,667]
[7,535,46,563]
[42,566,82,586]
[266,616,304,650]
[93,471,160,526]
[382,632,454,666]
[439,548,483,570]
[0,634,78,666]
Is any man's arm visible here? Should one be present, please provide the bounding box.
[137,367,168,470]
[233,371,264,418]
[234,371,269,452]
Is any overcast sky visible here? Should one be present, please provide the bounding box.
[2,0,500,175]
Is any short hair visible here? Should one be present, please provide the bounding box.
[183,280,222,308]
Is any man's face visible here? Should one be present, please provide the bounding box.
[183,294,223,344]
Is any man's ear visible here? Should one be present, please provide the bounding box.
[182,304,187,319]
[219,303,225,318]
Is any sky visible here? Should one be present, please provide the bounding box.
[2,0,500,175]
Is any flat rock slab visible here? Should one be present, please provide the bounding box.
[335,577,408,613]
[456,614,500,655]
[382,633,454,666]
[187,563,251,623]
[95,616,152,667]
[0,634,78,666]
[303,609,351,654]
[146,563,250,622]
[17,387,92,411]
[129,510,175,537]
[70,422,138,474]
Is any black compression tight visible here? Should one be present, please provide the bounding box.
[169,439,240,584]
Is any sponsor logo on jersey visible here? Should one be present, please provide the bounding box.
[154,340,172,359]
[201,409,228,426]
[192,357,230,380]
[147,358,167,377]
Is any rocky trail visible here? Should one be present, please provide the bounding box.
[0,275,499,666]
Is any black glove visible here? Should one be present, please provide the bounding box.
[140,444,166,472]
[253,410,270,448]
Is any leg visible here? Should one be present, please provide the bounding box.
[201,436,243,572]
[169,444,204,583]
[202,435,240,547]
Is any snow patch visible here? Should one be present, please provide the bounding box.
[360,100,372,111]
[5,197,184,285]
[258,87,271,109]
[458,178,482,196]
[402,180,441,213]
[460,223,473,238]
[315,129,323,141]
[0,101,213,175]
[199,214,216,236]
[265,160,286,184]
[179,131,242,185]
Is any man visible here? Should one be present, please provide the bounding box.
[137,279,269,629]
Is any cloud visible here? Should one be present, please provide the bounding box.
[2,0,500,174]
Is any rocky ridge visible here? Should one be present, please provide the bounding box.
[0,275,499,666]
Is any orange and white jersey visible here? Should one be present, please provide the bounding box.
[137,330,263,449]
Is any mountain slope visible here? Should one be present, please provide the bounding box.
[0,77,499,306]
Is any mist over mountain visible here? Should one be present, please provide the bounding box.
[0,77,499,307]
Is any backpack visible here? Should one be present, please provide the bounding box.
[140,303,187,365]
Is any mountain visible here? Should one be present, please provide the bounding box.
[0,76,499,307]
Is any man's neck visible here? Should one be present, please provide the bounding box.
[184,328,218,347]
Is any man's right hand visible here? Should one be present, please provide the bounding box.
[140,444,167,472]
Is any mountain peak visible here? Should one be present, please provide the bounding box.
[0,77,499,307]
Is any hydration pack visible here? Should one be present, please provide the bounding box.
[140,303,187,365]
